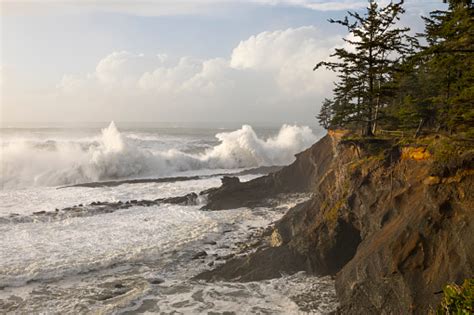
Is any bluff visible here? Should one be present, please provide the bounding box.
[197,131,474,314]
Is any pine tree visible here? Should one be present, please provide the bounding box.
[317,98,334,129]
[314,0,416,136]
[419,0,473,133]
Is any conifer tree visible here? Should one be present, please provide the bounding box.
[419,0,473,132]
[317,98,334,129]
[315,0,416,135]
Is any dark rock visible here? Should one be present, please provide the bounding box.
[157,193,198,206]
[149,278,164,285]
[221,176,240,186]
[200,135,335,210]
[194,131,474,313]
[221,254,234,260]
[192,251,208,260]
[235,165,283,176]
[196,246,308,282]
[137,200,154,207]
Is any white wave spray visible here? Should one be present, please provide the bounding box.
[0,122,318,188]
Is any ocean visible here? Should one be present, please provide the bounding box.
[0,122,337,314]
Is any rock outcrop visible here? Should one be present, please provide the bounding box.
[202,134,336,210]
[197,131,474,314]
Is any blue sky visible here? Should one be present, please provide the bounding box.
[1,0,445,124]
[2,4,337,81]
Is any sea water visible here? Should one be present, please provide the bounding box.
[0,122,337,314]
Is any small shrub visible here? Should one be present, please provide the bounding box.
[428,137,474,177]
[436,279,474,315]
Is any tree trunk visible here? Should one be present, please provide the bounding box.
[414,118,424,138]
[364,121,374,136]
[366,45,374,137]
[372,79,381,135]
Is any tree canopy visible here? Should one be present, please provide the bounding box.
[315,0,473,137]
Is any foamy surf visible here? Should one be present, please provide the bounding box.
[0,192,338,314]
[0,123,336,314]
[0,122,318,189]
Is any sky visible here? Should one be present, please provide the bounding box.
[0,0,446,125]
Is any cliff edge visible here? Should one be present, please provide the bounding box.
[196,131,474,314]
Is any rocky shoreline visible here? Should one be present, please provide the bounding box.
[0,193,201,224]
[6,130,472,313]
[194,131,474,314]
[58,166,283,189]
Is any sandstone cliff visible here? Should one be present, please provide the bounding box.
[197,131,474,314]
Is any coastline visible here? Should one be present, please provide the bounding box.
[1,127,472,313]
[194,131,474,313]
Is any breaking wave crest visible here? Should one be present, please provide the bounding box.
[0,122,318,188]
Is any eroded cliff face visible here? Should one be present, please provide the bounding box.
[197,131,474,314]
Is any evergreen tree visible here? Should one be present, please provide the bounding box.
[317,98,334,129]
[315,0,416,135]
[419,0,473,132]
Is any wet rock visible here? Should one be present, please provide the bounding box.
[221,254,234,260]
[196,245,308,282]
[192,251,208,260]
[200,135,336,210]
[195,132,474,313]
[221,176,240,186]
[148,278,164,285]
[137,200,154,207]
[157,193,198,206]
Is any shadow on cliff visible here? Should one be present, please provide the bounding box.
[195,131,474,314]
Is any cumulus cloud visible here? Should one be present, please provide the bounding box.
[2,26,339,123]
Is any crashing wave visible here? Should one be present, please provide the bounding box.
[0,122,318,188]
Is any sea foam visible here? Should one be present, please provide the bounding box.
[0,122,318,188]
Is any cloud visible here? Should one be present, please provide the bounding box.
[2,26,339,123]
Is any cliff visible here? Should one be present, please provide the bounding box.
[196,131,474,314]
